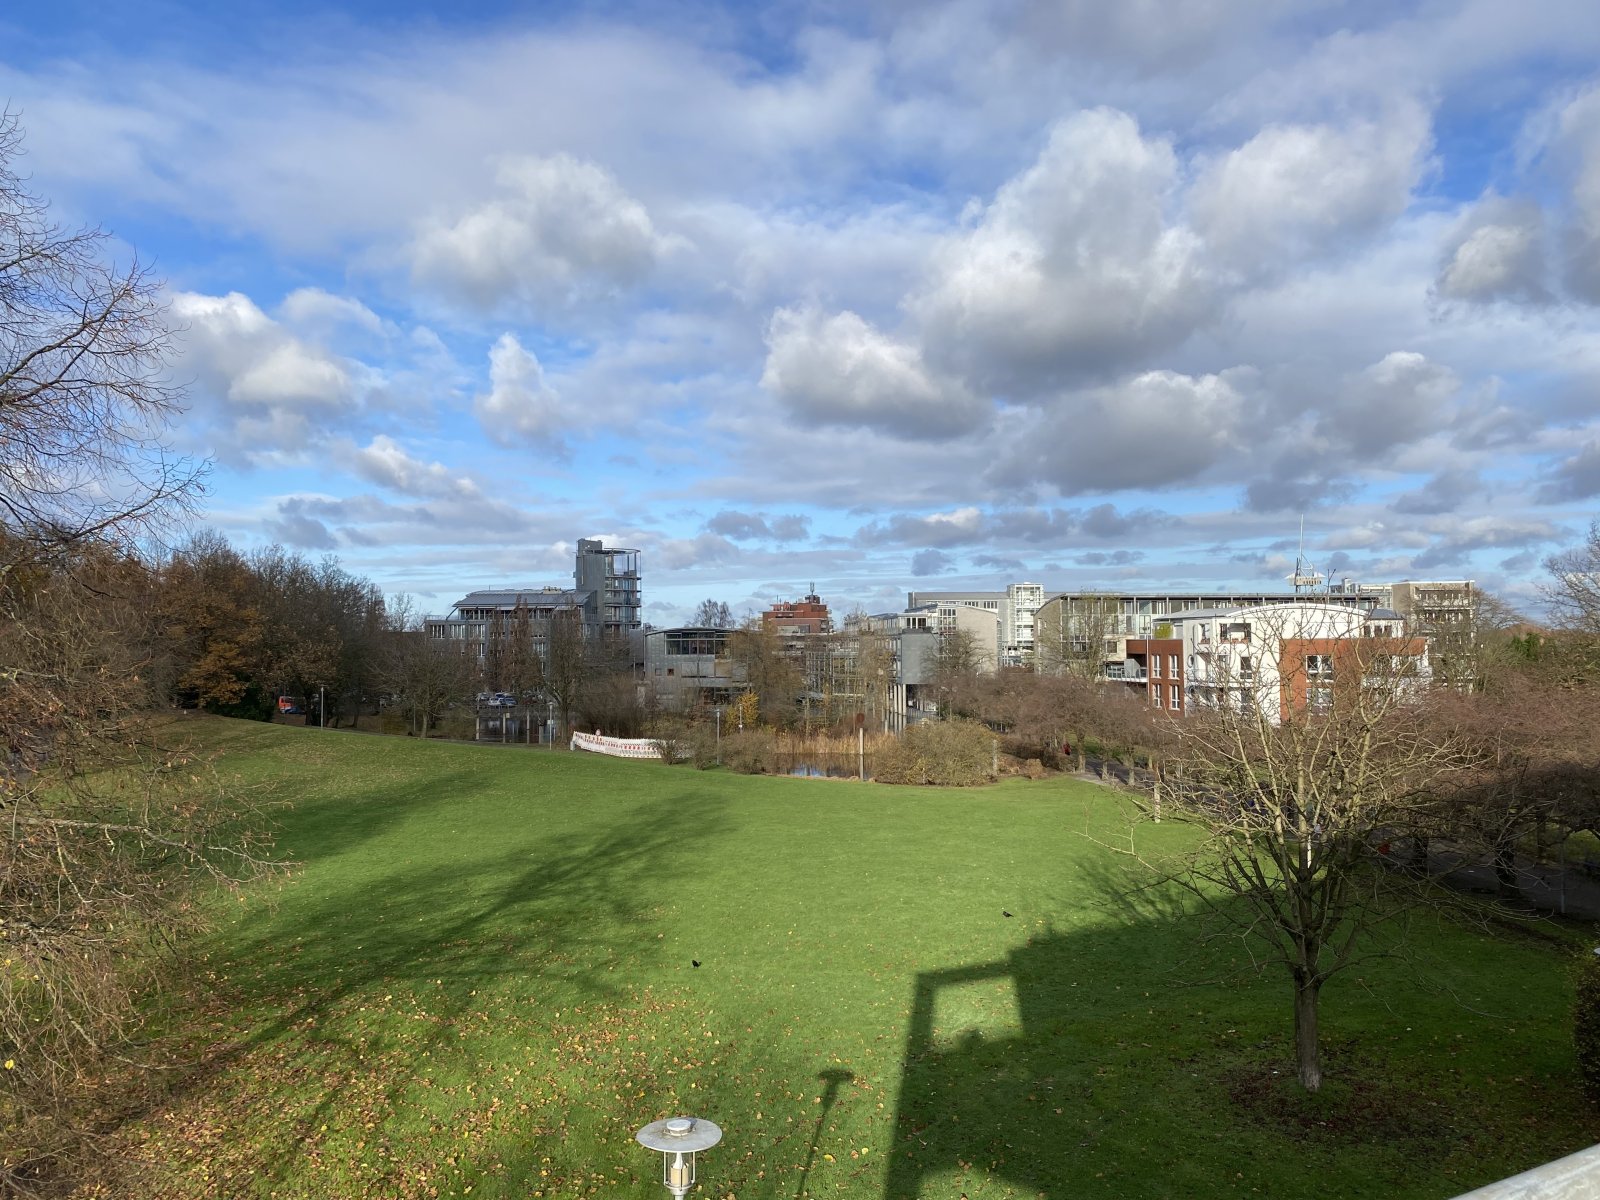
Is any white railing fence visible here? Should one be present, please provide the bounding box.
[1450,1144,1600,1200]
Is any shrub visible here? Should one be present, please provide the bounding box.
[210,683,275,722]
[688,724,720,770]
[1574,948,1600,1100]
[722,728,777,775]
[646,716,688,764]
[874,719,996,786]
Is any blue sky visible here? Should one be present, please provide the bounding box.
[5,0,1600,623]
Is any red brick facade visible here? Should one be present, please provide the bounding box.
[1124,637,1186,713]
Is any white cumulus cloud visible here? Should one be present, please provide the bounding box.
[411,153,663,317]
[910,107,1213,394]
[995,368,1248,494]
[1436,196,1548,303]
[169,290,358,459]
[345,435,482,501]
[1191,102,1432,274]
[474,333,566,448]
[760,305,987,440]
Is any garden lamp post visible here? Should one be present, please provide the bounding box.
[636,1116,722,1198]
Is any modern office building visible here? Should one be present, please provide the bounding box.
[425,539,642,683]
[904,584,1044,665]
[643,627,745,712]
[574,538,642,637]
[845,608,942,731]
[1167,601,1427,725]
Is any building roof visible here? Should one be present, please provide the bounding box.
[451,588,586,610]
[1165,600,1376,621]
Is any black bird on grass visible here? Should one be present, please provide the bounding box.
[1002,911,1012,918]
[692,959,701,968]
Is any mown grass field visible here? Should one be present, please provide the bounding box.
[80,717,1599,1199]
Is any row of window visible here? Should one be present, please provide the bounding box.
[1149,683,1181,709]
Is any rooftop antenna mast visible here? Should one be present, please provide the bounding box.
[1288,514,1324,595]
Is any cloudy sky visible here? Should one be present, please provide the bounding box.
[6,0,1600,623]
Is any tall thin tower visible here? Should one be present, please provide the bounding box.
[1287,515,1324,595]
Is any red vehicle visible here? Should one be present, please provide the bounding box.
[277,696,302,715]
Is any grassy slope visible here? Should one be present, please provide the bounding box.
[82,718,1598,1199]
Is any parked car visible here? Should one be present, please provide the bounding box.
[277,696,302,715]
[492,692,517,707]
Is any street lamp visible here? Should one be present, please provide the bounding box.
[636,1116,722,1198]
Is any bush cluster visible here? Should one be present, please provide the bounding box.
[722,728,778,775]
[1574,948,1600,1100]
[873,719,996,786]
[644,717,723,768]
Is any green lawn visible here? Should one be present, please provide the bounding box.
[85,718,1600,1199]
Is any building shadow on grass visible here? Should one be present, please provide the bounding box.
[118,786,732,1188]
[882,858,1260,1200]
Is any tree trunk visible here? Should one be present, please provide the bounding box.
[1293,974,1323,1093]
[1493,837,1521,898]
[1408,834,1429,874]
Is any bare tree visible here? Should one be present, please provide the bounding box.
[845,611,896,733]
[0,111,201,570]
[691,598,734,628]
[0,117,275,1184]
[485,598,543,703]
[1152,624,1465,1093]
[727,615,802,728]
[1544,522,1600,635]
[381,600,473,739]
[930,626,985,718]
[1543,523,1600,679]
[576,630,645,735]
[538,609,589,737]
[1035,592,1121,680]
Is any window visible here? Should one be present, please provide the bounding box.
[1238,654,1253,680]
[1306,654,1333,679]
[1168,654,1179,677]
[1151,687,1162,708]
[1169,685,1180,710]
[1151,656,1162,678]
[1308,685,1333,713]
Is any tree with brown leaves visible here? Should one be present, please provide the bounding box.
[0,115,279,1187]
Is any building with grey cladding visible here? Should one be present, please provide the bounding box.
[424,539,642,672]
[644,627,745,712]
